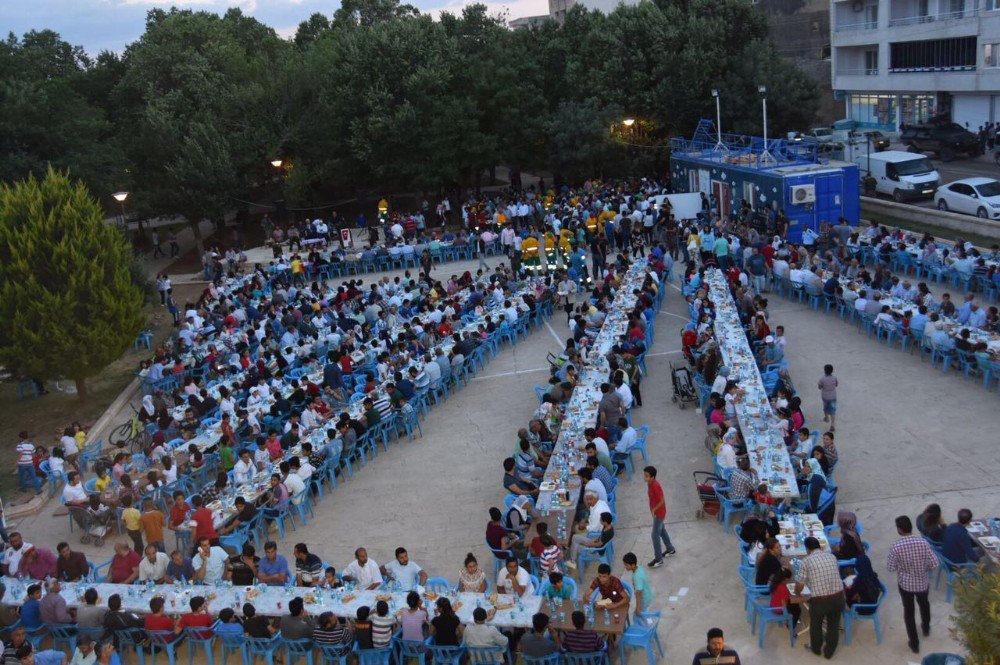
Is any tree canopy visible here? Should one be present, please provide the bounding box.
[0,168,145,397]
[0,0,819,214]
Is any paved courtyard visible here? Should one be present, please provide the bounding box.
[11,250,997,665]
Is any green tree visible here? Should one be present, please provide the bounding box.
[0,168,145,398]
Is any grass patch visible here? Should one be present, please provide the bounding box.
[862,208,1000,249]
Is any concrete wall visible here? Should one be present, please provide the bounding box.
[861,195,1000,239]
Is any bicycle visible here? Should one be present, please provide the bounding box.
[108,406,148,454]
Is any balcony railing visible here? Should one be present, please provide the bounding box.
[835,20,879,31]
[836,68,880,75]
[888,8,978,26]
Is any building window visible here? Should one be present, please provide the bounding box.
[865,48,879,74]
[986,43,1000,68]
[848,94,897,128]
[821,43,831,60]
[889,37,977,72]
[984,0,1000,11]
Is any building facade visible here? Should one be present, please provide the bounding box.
[831,0,1000,133]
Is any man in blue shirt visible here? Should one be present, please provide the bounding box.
[941,508,981,564]
[16,643,67,665]
[19,585,43,629]
[258,541,291,585]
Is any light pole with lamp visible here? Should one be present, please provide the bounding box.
[270,159,287,224]
[711,89,725,151]
[758,85,774,165]
[113,191,129,228]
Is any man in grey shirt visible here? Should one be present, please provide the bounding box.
[598,383,624,441]
[76,588,106,630]
[280,597,316,640]
[463,608,508,649]
[817,364,839,431]
[520,613,560,657]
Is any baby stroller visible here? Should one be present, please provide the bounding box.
[692,471,722,518]
[68,506,113,547]
[670,361,698,409]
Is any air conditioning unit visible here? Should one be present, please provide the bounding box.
[790,184,816,205]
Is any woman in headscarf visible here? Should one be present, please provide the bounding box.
[845,552,882,613]
[831,511,864,562]
[139,395,157,424]
[801,458,834,524]
[716,427,739,471]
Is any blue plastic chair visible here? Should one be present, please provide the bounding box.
[292,488,314,526]
[423,638,465,665]
[44,623,78,652]
[391,635,427,665]
[533,386,548,404]
[284,637,315,665]
[263,498,295,538]
[355,645,393,665]
[713,485,749,534]
[465,645,506,665]
[146,629,182,665]
[563,651,608,665]
[576,540,614,579]
[117,627,149,665]
[424,577,451,594]
[522,655,561,665]
[185,623,218,665]
[752,601,796,647]
[933,550,980,602]
[737,565,770,625]
[619,611,664,665]
[318,643,352,665]
[244,634,284,665]
[843,581,887,645]
[484,539,511,579]
[217,627,246,665]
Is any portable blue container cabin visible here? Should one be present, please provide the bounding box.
[669,121,860,244]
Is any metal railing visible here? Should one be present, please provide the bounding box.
[835,20,879,31]
[888,8,978,26]
[835,68,880,75]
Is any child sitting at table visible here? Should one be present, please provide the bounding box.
[768,569,800,630]
[353,606,374,649]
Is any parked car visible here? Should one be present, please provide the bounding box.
[934,177,1000,219]
[803,127,834,143]
[865,131,890,151]
[900,122,981,161]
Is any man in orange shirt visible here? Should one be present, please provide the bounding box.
[175,596,213,634]
[644,466,676,568]
[140,499,167,553]
[189,496,220,551]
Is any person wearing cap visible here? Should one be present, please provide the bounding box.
[758,335,783,366]
[929,321,955,351]
[794,536,845,658]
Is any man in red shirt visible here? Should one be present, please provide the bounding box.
[588,563,630,611]
[144,597,177,641]
[109,541,141,584]
[175,596,213,634]
[189,496,220,551]
[644,466,676,568]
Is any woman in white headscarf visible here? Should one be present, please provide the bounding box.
[140,395,157,423]
[716,427,740,471]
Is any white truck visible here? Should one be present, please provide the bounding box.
[852,150,940,202]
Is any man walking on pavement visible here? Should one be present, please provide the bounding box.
[886,515,939,654]
[151,230,165,258]
[644,466,676,568]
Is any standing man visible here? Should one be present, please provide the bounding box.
[887,515,942,654]
[691,627,741,665]
[622,553,653,621]
[151,230,165,258]
[817,364,839,432]
[643,466,676,568]
[793,537,845,659]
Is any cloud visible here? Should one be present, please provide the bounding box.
[421,0,549,20]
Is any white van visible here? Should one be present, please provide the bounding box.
[853,150,939,202]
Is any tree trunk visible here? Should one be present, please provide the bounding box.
[187,216,205,256]
[75,377,88,400]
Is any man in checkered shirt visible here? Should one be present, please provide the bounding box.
[887,515,940,654]
[727,457,757,499]
[794,536,845,658]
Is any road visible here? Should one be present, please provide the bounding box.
[878,142,1000,211]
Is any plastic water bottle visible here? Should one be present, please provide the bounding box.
[604,608,610,625]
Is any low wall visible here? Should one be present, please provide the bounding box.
[861,196,1000,241]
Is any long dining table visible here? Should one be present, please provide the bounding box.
[706,269,799,498]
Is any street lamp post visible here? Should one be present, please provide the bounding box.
[711,89,724,151]
[758,85,774,165]
[112,191,129,229]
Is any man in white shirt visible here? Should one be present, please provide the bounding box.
[139,545,170,582]
[496,559,534,597]
[62,472,89,507]
[3,533,33,576]
[585,429,610,458]
[233,450,255,484]
[711,366,730,395]
[343,548,383,589]
[192,538,229,583]
[504,301,518,323]
[283,464,306,504]
[381,547,428,590]
[578,492,612,533]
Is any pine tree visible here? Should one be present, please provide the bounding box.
[0,167,146,398]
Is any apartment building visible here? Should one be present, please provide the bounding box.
[831,0,1000,132]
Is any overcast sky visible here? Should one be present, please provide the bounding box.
[3,0,549,54]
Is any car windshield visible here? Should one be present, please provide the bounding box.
[975,181,1000,197]
[895,158,933,176]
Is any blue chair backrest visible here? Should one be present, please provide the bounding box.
[466,646,505,665]
[355,646,393,665]
[522,654,561,665]
[563,652,607,665]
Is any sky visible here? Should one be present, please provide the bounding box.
[2,0,550,54]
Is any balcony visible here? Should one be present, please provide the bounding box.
[835,19,880,31]
[889,7,979,25]
[836,67,881,75]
